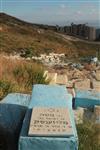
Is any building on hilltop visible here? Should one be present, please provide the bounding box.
[87,26,96,41]
[56,23,96,41]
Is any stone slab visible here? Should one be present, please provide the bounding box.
[75,79,90,90]
[28,107,73,137]
[95,70,100,81]
[56,74,68,85]
[92,81,100,92]
[75,89,100,108]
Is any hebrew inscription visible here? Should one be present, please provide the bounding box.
[29,107,73,137]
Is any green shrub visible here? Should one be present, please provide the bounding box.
[21,48,34,58]
[25,65,48,89]
[0,80,13,100]
[12,63,49,90]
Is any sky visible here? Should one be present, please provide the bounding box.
[0,0,100,27]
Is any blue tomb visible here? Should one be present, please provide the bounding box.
[19,85,78,150]
[0,93,31,150]
[0,85,78,150]
[75,89,100,108]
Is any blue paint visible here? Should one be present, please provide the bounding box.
[0,93,31,150]
[0,104,27,150]
[75,90,100,108]
[29,84,72,109]
[1,93,31,107]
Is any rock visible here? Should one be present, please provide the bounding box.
[84,63,96,71]
[71,69,85,80]
[45,72,57,85]
[66,81,73,88]
[56,74,68,85]
[75,79,90,90]
[95,70,100,81]
[92,80,100,92]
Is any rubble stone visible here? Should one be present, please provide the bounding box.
[92,80,100,92]
[71,69,85,80]
[75,79,90,90]
[95,70,100,81]
[56,74,68,85]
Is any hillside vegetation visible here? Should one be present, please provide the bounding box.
[0,13,99,59]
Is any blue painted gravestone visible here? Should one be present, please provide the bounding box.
[0,93,31,150]
[19,85,78,150]
[1,93,31,107]
[75,89,100,108]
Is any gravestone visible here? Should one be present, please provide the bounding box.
[75,89,100,108]
[56,74,68,85]
[19,85,78,150]
[75,79,90,90]
[29,107,73,137]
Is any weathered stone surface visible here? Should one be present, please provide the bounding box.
[95,70,100,81]
[56,74,68,85]
[75,79,90,90]
[44,71,57,85]
[29,107,73,137]
[66,81,73,88]
[71,69,85,80]
[92,80,100,92]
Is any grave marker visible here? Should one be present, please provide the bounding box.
[29,107,73,137]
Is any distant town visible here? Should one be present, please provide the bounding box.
[56,23,98,41]
[43,23,98,42]
[36,23,100,41]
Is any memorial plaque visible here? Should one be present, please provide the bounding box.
[28,107,73,137]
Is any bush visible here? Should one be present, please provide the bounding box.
[25,65,47,88]
[0,80,13,100]
[20,48,34,58]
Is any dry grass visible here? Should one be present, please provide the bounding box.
[77,120,100,150]
[0,56,47,100]
[0,23,99,59]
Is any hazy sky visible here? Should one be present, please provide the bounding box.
[0,0,100,27]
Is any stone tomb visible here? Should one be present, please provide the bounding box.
[28,107,73,137]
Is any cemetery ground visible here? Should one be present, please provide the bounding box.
[0,56,100,150]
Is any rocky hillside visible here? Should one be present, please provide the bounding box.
[0,13,99,59]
